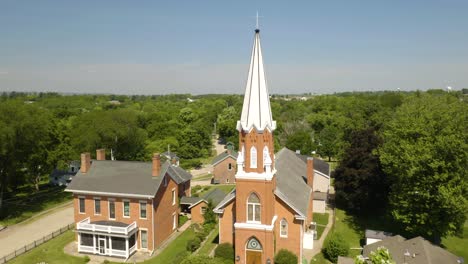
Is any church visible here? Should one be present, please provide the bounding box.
[214,27,316,264]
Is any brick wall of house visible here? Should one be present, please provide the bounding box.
[190,201,207,224]
[219,200,235,245]
[274,197,303,258]
[213,157,236,184]
[179,180,191,197]
[73,194,154,251]
[153,173,179,248]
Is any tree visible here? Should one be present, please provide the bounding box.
[203,200,217,224]
[380,94,468,242]
[214,243,234,261]
[322,233,349,263]
[217,106,239,144]
[355,246,395,264]
[274,249,298,264]
[318,125,340,161]
[333,128,388,213]
[285,130,315,155]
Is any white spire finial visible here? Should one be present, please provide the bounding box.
[256,11,259,29]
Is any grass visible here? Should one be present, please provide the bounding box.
[0,185,72,226]
[8,230,86,264]
[179,214,189,227]
[313,213,329,239]
[330,209,362,258]
[310,252,332,264]
[192,173,213,181]
[197,227,219,255]
[442,221,468,260]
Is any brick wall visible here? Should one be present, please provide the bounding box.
[219,200,235,245]
[274,197,303,258]
[190,201,207,224]
[213,157,236,184]
[153,174,179,248]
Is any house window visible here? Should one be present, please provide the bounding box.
[140,229,148,249]
[247,193,261,222]
[140,201,147,219]
[94,198,101,215]
[250,147,257,168]
[201,206,207,214]
[109,199,115,219]
[173,213,177,230]
[79,197,85,214]
[280,218,288,237]
[228,163,232,170]
[172,189,176,205]
[123,200,130,217]
[226,178,229,183]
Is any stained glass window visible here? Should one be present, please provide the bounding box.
[246,237,262,250]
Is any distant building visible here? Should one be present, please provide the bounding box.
[211,142,237,184]
[49,160,80,186]
[365,229,393,245]
[180,188,226,224]
[162,151,180,167]
[65,150,192,259]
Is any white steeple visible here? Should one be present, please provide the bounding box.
[237,28,276,132]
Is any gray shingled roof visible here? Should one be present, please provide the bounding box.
[213,148,313,217]
[211,151,238,166]
[203,188,227,206]
[363,236,462,264]
[275,148,313,217]
[295,154,330,176]
[180,196,203,205]
[66,160,191,197]
[365,229,393,240]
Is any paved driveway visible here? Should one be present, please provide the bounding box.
[0,203,74,257]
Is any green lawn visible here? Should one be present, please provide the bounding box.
[197,228,219,255]
[192,173,213,181]
[313,213,329,239]
[310,253,332,264]
[0,186,72,226]
[330,209,363,258]
[8,230,86,264]
[442,221,468,260]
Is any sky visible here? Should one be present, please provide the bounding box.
[0,0,467,95]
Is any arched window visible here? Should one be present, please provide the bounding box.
[247,193,261,222]
[280,218,288,237]
[250,146,257,168]
[246,237,262,250]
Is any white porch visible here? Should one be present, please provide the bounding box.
[76,217,138,259]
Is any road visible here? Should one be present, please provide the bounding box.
[0,203,74,258]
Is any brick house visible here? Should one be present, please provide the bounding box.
[180,188,226,224]
[211,146,238,184]
[65,150,191,259]
[214,28,315,264]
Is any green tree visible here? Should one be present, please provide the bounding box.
[322,233,349,263]
[380,94,468,242]
[355,246,395,264]
[203,200,217,224]
[318,125,340,161]
[285,130,315,155]
[333,128,388,213]
[217,106,239,145]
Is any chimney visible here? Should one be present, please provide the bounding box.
[152,153,161,177]
[96,149,106,161]
[80,152,91,173]
[307,157,314,188]
[171,157,177,166]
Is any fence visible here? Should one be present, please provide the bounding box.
[0,223,74,264]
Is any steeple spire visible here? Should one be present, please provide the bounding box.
[237,27,276,132]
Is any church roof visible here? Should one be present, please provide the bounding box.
[237,29,276,132]
[66,160,191,198]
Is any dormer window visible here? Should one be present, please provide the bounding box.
[250,147,257,169]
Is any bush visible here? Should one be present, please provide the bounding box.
[83,255,90,263]
[322,233,349,263]
[214,243,234,260]
[102,260,110,264]
[181,255,219,264]
[274,249,298,264]
[186,237,202,252]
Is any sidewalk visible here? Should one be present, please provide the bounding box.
[303,208,335,260]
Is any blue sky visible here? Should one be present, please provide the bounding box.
[1,0,467,94]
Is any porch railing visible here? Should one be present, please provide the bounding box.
[77,217,137,235]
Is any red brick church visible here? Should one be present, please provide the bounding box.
[214,27,316,264]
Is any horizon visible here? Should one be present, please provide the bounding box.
[1,0,467,95]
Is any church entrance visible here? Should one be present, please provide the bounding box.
[245,237,262,264]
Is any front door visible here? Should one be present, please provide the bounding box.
[246,250,262,264]
[98,238,106,255]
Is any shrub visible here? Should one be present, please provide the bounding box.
[181,255,218,264]
[322,233,349,263]
[274,249,298,264]
[214,243,234,261]
[102,260,110,264]
[83,255,90,263]
[186,237,202,252]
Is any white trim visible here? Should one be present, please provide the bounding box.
[108,198,116,220]
[314,170,330,179]
[171,188,176,206]
[235,170,276,181]
[188,199,206,209]
[139,228,148,249]
[213,192,235,213]
[94,197,101,215]
[235,215,277,231]
[200,206,207,215]
[250,146,257,169]
[67,189,153,199]
[279,218,288,238]
[172,213,177,230]
[122,200,130,218]
[78,196,86,214]
[139,200,147,220]
[151,200,155,252]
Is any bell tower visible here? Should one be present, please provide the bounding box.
[234,27,277,264]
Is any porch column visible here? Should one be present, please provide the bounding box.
[93,235,96,254]
[109,236,112,255]
[126,238,129,259]
[77,233,81,252]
